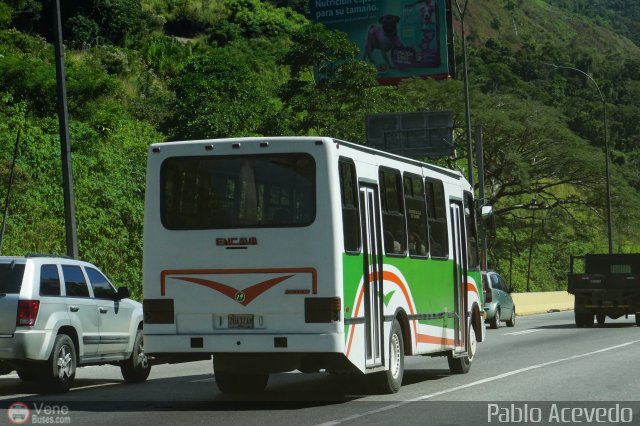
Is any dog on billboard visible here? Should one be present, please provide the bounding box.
[405,0,437,50]
[363,14,404,69]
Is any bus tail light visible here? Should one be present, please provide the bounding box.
[305,297,341,323]
[144,299,175,324]
[17,300,40,326]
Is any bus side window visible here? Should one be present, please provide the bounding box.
[425,179,449,259]
[339,159,361,253]
[403,174,428,258]
[380,168,406,256]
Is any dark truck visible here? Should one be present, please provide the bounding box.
[568,253,640,327]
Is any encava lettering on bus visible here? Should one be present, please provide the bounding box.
[216,237,258,246]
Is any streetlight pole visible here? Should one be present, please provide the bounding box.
[454,0,474,189]
[544,63,613,254]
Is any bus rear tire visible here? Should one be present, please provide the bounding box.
[447,323,476,374]
[371,319,404,394]
[214,369,269,394]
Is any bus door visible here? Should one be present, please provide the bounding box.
[450,201,468,354]
[360,185,384,368]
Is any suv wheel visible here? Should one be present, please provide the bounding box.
[121,329,151,383]
[45,334,76,392]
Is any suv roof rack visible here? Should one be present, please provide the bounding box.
[26,253,74,259]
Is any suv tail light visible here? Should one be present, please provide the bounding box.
[17,300,40,326]
[483,276,492,303]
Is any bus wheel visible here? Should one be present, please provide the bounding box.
[372,319,404,394]
[214,369,269,394]
[447,323,476,375]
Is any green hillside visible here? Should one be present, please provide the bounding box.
[0,0,638,296]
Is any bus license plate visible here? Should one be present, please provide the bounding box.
[228,314,254,329]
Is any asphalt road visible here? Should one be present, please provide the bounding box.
[1,311,639,426]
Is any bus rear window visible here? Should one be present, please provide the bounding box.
[160,154,316,229]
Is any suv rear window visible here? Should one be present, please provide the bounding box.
[0,262,25,294]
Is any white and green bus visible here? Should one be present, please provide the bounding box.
[142,136,487,394]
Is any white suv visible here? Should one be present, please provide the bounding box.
[0,255,150,392]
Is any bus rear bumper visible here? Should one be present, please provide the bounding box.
[144,333,349,373]
[144,332,344,355]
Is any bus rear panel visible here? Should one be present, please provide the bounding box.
[143,138,347,374]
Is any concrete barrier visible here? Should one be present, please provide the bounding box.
[511,291,574,316]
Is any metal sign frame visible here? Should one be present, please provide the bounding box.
[365,111,454,158]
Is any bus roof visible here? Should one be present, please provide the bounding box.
[151,136,465,182]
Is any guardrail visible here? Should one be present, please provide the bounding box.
[511,291,574,315]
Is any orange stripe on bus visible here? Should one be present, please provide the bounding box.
[345,272,478,358]
[346,269,417,358]
[416,333,455,346]
[345,285,365,358]
[160,267,317,296]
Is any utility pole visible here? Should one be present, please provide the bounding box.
[0,130,20,255]
[53,0,79,258]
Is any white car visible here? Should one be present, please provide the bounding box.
[0,255,150,392]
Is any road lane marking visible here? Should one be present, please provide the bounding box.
[190,377,215,383]
[0,394,31,401]
[316,339,640,426]
[189,370,299,384]
[502,329,543,336]
[0,382,119,400]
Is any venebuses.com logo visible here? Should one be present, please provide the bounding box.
[7,402,30,424]
[7,401,71,424]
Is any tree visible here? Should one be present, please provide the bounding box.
[165,49,277,140]
[278,23,406,140]
[396,77,639,288]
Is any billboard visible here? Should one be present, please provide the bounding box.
[365,111,454,158]
[310,0,454,85]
